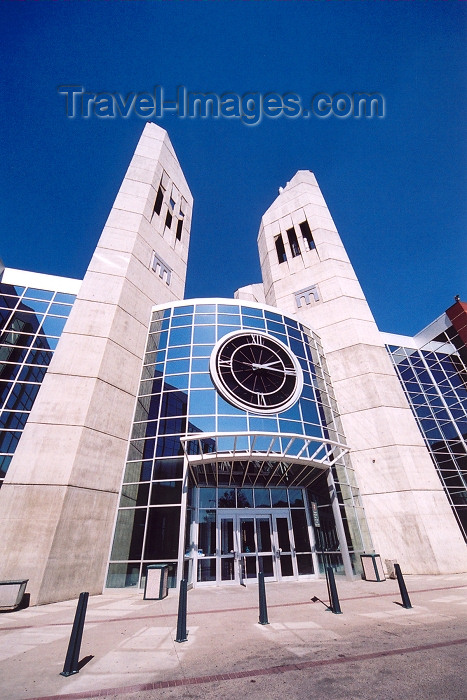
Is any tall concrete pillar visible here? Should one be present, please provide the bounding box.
[0,124,193,604]
[257,171,467,573]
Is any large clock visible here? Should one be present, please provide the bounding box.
[209,330,303,414]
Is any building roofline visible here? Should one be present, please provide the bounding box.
[1,267,82,294]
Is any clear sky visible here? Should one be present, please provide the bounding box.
[1,1,465,336]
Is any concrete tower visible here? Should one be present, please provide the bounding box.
[254,171,467,573]
[0,124,193,604]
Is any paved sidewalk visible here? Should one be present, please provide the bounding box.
[0,573,466,700]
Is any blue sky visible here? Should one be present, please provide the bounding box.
[1,1,465,336]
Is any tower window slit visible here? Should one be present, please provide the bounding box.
[274,235,287,264]
[165,211,173,230]
[176,218,183,241]
[299,221,315,251]
[286,227,300,257]
[153,186,164,216]
[176,208,185,241]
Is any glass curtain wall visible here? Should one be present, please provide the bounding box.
[0,281,76,488]
[388,328,467,540]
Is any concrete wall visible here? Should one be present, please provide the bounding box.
[234,282,265,304]
[0,124,193,604]
[258,171,467,574]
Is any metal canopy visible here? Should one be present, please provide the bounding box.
[180,431,350,489]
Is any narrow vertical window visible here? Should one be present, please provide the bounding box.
[299,221,315,251]
[176,218,183,241]
[165,211,173,230]
[176,203,185,242]
[153,173,169,217]
[153,186,164,216]
[286,227,300,257]
[274,235,287,264]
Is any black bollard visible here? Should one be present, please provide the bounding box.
[175,578,188,642]
[258,571,269,625]
[60,592,89,677]
[326,565,342,614]
[394,563,412,609]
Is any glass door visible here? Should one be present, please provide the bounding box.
[220,516,236,582]
[238,517,256,580]
[217,511,278,584]
[238,515,276,582]
[256,516,275,579]
[272,511,296,580]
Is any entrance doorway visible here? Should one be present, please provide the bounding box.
[192,488,317,586]
[219,510,297,584]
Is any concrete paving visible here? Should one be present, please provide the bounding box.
[0,573,466,700]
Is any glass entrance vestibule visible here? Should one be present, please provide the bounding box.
[186,487,317,585]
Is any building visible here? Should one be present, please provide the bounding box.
[384,302,467,542]
[0,124,465,606]
[0,265,80,490]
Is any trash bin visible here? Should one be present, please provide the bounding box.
[361,554,386,582]
[0,579,29,611]
[144,564,169,600]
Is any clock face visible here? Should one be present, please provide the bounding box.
[210,331,303,414]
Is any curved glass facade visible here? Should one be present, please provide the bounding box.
[107,299,371,589]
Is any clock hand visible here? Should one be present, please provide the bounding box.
[251,362,283,370]
[253,364,296,375]
[255,361,282,369]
